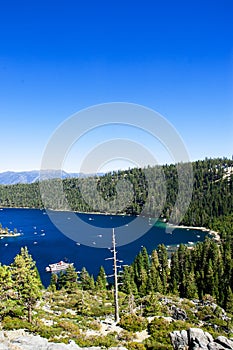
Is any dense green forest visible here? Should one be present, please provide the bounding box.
[0,157,232,348]
[0,158,232,227]
[47,213,232,311]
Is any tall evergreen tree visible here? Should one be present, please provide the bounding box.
[96,266,107,290]
[11,247,42,323]
[80,267,94,290]
[48,273,58,292]
[149,250,163,293]
[62,265,78,292]
[185,270,198,299]
[169,251,179,295]
[157,244,169,294]
[225,286,233,314]
[121,265,137,295]
[0,264,17,320]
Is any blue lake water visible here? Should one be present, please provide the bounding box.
[0,208,207,287]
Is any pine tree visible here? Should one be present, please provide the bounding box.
[121,265,137,295]
[89,275,95,291]
[141,246,150,273]
[80,267,93,290]
[11,247,42,323]
[0,264,17,320]
[133,251,144,289]
[177,244,190,297]
[138,267,148,296]
[62,265,78,292]
[185,270,198,299]
[96,266,107,290]
[48,273,58,292]
[169,251,179,294]
[205,259,215,296]
[148,250,162,294]
[132,249,150,294]
[225,286,233,314]
[157,244,169,294]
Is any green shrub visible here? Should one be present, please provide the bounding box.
[2,316,65,340]
[49,337,69,344]
[2,316,33,331]
[75,333,118,348]
[36,325,63,339]
[127,342,146,350]
[197,306,213,320]
[144,336,173,350]
[58,320,80,335]
[148,317,171,334]
[120,314,148,332]
[118,329,134,341]
[88,320,101,331]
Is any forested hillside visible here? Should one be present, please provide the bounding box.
[0,214,232,348]
[0,158,232,348]
[0,158,232,228]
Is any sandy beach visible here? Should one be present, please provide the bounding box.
[166,223,220,242]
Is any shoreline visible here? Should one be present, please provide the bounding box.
[0,233,21,238]
[167,223,220,242]
[1,207,220,242]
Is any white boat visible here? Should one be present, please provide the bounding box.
[45,260,73,272]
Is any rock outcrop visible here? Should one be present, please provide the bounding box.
[170,328,233,350]
[0,330,128,350]
[171,305,188,321]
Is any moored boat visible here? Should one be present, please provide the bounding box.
[45,260,73,272]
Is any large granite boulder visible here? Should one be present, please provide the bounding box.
[0,331,102,350]
[188,328,213,349]
[214,336,233,349]
[170,328,233,350]
[169,329,189,349]
[0,331,129,350]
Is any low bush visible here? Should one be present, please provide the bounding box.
[118,329,134,341]
[36,325,63,339]
[127,342,146,349]
[57,320,80,335]
[119,314,148,332]
[75,332,118,348]
[144,336,173,350]
[2,316,34,331]
[148,317,171,334]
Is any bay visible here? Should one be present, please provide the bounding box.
[0,208,207,287]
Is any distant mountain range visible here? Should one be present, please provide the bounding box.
[0,170,104,185]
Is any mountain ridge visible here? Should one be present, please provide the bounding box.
[0,170,104,185]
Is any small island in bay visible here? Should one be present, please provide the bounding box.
[0,224,21,237]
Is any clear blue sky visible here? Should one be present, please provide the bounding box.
[0,0,232,172]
